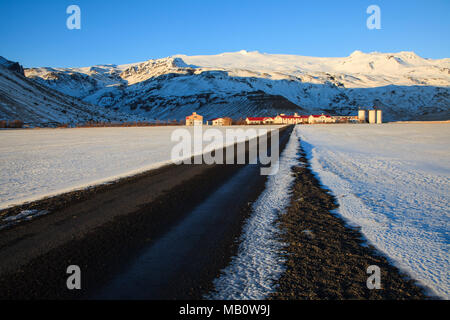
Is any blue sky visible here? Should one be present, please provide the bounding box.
[0,0,449,67]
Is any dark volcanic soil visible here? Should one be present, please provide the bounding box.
[270,146,428,300]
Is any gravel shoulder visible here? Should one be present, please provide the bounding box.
[270,145,429,300]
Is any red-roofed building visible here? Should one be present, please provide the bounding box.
[245,113,337,125]
[209,117,232,126]
[308,114,335,124]
[273,113,309,124]
[186,112,203,126]
[245,117,274,125]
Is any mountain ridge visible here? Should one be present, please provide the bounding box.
[2,50,449,123]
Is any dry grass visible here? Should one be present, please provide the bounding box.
[0,120,24,128]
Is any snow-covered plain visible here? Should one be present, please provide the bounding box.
[298,123,450,299]
[0,126,281,210]
[207,126,300,299]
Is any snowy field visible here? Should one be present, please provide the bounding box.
[0,126,281,210]
[298,123,450,299]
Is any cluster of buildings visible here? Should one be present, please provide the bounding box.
[185,109,382,126]
[185,112,233,126]
[244,113,358,125]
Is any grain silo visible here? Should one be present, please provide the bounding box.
[376,110,382,124]
[358,110,366,123]
[368,110,376,124]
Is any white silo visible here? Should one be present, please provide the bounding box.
[368,110,376,124]
[358,110,366,123]
[376,110,382,124]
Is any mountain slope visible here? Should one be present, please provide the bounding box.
[0,58,143,125]
[24,51,450,121]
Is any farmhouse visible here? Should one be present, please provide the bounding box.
[273,113,309,124]
[332,115,359,123]
[262,117,275,124]
[308,114,335,124]
[210,117,232,126]
[245,117,274,125]
[186,112,203,126]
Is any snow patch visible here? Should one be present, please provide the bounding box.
[0,209,49,230]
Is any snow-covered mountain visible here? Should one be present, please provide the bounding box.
[18,51,450,121]
[0,57,146,125]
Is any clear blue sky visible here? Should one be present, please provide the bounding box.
[1,0,449,68]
